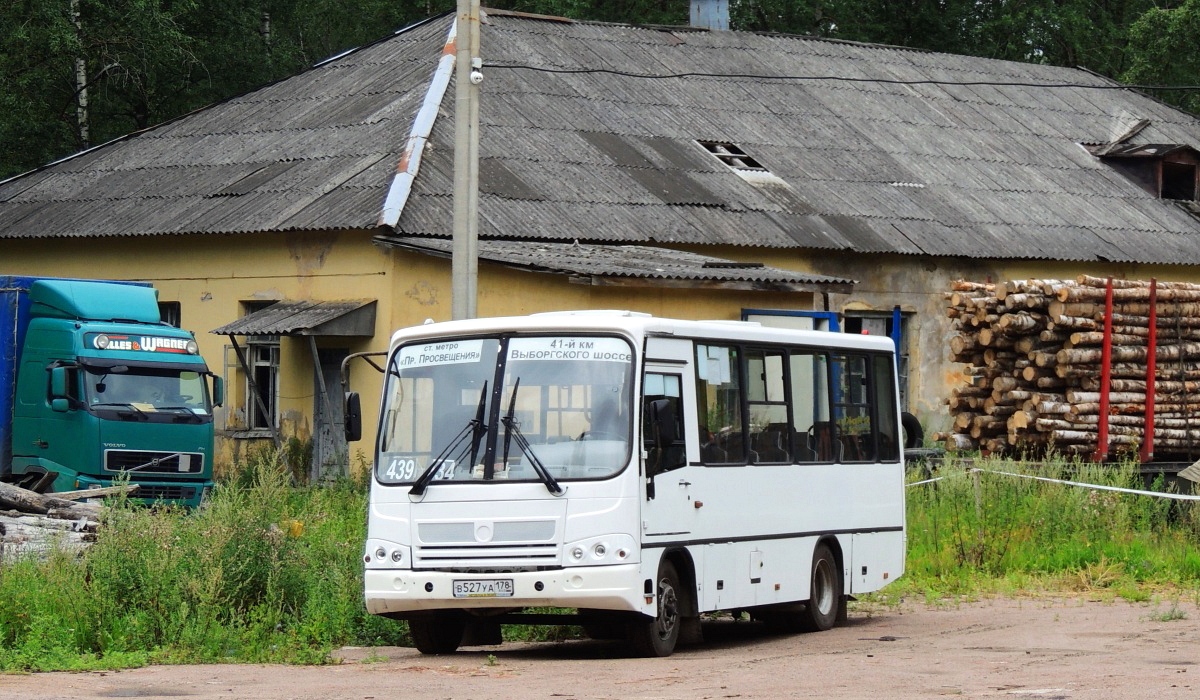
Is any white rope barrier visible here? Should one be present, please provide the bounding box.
[907,467,1200,501]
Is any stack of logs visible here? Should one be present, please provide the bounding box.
[0,482,135,560]
[943,274,1200,458]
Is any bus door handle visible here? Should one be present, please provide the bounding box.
[678,479,691,487]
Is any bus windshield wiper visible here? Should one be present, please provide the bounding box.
[410,382,488,496]
[500,379,564,497]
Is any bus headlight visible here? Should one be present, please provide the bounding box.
[564,534,637,567]
[364,539,410,570]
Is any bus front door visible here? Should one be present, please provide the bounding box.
[641,364,696,541]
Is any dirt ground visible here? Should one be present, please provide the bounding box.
[2,596,1198,699]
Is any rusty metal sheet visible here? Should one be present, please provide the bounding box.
[211,300,376,336]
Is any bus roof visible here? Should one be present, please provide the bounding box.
[391,311,896,354]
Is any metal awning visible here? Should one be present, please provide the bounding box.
[374,237,855,294]
[210,300,376,337]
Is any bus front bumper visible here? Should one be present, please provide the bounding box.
[365,563,652,616]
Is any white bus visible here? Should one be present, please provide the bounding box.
[348,311,905,657]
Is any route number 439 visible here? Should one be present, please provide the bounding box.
[385,457,417,481]
[385,457,455,481]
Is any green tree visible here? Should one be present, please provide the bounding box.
[0,1,81,175]
[1123,0,1200,112]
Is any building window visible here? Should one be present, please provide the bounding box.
[246,341,279,430]
[697,141,767,171]
[158,301,181,328]
[239,301,280,432]
[1162,160,1198,200]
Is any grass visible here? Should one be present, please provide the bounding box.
[873,452,1200,605]
[2,450,1199,672]
[0,446,407,672]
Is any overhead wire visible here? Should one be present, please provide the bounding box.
[484,63,1200,92]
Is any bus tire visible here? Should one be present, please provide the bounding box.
[901,412,924,449]
[409,614,465,654]
[629,560,682,657]
[799,543,841,632]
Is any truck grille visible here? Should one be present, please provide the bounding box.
[105,450,204,475]
[134,484,199,502]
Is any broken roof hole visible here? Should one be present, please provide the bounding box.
[698,141,767,171]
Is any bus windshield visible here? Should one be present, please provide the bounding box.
[376,334,635,487]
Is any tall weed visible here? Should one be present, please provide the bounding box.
[903,453,1200,597]
[0,446,406,672]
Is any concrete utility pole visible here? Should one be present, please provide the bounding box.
[451,0,482,320]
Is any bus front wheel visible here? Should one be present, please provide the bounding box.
[800,543,841,632]
[629,560,682,657]
[409,613,465,654]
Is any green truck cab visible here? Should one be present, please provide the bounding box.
[1,277,222,507]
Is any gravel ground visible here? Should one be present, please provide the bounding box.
[1,596,1197,699]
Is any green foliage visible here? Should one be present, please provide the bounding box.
[900,453,1200,599]
[1122,0,1200,112]
[0,447,407,672]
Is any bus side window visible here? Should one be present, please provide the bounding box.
[874,354,900,462]
[695,344,743,464]
[790,350,830,463]
[747,348,789,464]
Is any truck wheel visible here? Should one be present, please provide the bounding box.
[409,614,465,654]
[629,560,682,657]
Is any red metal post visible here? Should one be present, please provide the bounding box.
[1092,277,1114,462]
[1141,278,1157,463]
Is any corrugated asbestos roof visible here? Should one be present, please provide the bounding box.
[5,11,1200,263]
[376,235,855,292]
[211,300,376,336]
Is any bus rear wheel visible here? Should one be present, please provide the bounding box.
[409,613,465,654]
[629,560,682,657]
[799,543,841,632]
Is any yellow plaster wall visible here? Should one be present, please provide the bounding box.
[12,232,1200,453]
[3,231,392,474]
[388,250,818,325]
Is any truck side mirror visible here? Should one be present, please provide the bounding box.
[211,376,224,407]
[49,366,69,399]
[48,366,71,412]
[345,392,362,442]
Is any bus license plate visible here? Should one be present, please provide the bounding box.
[453,579,514,598]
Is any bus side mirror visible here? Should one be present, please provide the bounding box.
[345,392,362,442]
[211,376,224,407]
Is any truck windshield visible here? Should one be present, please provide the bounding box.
[85,365,211,419]
[376,334,634,486]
